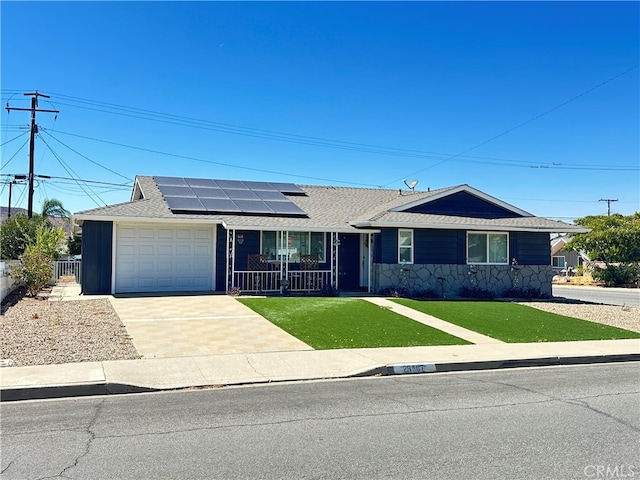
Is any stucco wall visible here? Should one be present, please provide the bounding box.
[373,263,553,297]
[0,260,20,302]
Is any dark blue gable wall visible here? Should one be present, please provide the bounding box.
[510,232,550,265]
[407,192,521,219]
[81,221,113,294]
[375,227,548,265]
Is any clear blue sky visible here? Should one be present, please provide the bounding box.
[2,1,638,222]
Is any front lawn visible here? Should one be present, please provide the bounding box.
[238,297,470,349]
[391,299,640,343]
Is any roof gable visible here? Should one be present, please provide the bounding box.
[390,185,530,219]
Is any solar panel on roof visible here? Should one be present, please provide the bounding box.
[243,181,277,191]
[190,187,228,199]
[264,201,306,215]
[154,176,187,186]
[165,196,206,211]
[215,179,247,189]
[200,198,241,213]
[156,176,307,216]
[185,177,217,188]
[158,185,195,197]
[270,182,305,195]
[224,189,259,200]
[233,200,275,214]
[255,190,288,201]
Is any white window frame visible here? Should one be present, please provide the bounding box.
[466,232,509,265]
[552,256,566,268]
[398,229,414,264]
[260,231,326,263]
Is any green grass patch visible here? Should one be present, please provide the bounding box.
[391,299,640,343]
[238,297,471,349]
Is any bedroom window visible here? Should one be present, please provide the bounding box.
[467,232,508,264]
[398,229,414,264]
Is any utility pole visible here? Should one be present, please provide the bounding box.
[599,198,618,216]
[7,175,27,218]
[5,92,58,218]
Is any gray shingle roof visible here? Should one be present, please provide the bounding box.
[73,176,587,233]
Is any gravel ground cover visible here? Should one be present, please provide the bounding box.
[517,301,640,334]
[1,286,637,367]
[1,287,140,367]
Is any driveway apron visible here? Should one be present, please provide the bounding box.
[108,295,313,358]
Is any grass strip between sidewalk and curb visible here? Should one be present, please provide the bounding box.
[390,299,640,343]
[238,297,471,349]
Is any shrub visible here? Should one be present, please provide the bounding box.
[459,286,495,299]
[591,264,640,287]
[410,288,441,299]
[379,286,411,298]
[12,246,53,297]
[227,286,241,297]
[501,287,549,299]
[320,283,340,297]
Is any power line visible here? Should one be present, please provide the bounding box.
[22,90,636,171]
[37,134,105,207]
[0,130,29,147]
[40,129,132,182]
[390,64,640,185]
[0,137,30,170]
[43,128,385,188]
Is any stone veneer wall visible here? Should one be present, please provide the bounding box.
[373,263,553,297]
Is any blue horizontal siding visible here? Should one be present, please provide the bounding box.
[407,191,521,219]
[510,232,550,265]
[81,221,113,294]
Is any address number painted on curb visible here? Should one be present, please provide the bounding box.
[391,363,437,374]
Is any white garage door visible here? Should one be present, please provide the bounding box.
[115,224,214,293]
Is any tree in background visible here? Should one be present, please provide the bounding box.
[0,213,40,259]
[566,213,640,286]
[40,198,70,220]
[67,233,82,256]
[0,199,70,260]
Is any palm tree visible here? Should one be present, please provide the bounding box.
[41,199,70,218]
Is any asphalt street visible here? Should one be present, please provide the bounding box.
[553,285,640,307]
[2,362,639,480]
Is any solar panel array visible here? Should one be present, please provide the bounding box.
[154,177,308,216]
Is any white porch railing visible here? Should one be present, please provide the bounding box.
[51,260,81,283]
[233,270,332,293]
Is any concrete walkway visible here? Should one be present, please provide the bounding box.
[363,297,504,344]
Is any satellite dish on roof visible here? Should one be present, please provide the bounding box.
[403,179,419,190]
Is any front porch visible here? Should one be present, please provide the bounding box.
[224,229,373,294]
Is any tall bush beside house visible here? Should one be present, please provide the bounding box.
[12,224,65,297]
[566,213,640,287]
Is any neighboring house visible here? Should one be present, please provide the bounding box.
[72,176,588,297]
[550,235,589,275]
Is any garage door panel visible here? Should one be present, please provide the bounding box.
[116,224,213,293]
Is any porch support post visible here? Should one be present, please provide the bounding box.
[226,228,235,292]
[368,232,372,293]
[331,232,340,289]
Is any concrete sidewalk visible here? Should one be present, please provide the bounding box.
[2,284,638,401]
[2,339,639,401]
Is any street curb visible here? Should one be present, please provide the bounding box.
[2,355,639,402]
[385,354,640,376]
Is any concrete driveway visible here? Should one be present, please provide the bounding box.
[108,294,313,358]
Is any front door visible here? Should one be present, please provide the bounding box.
[339,234,360,290]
